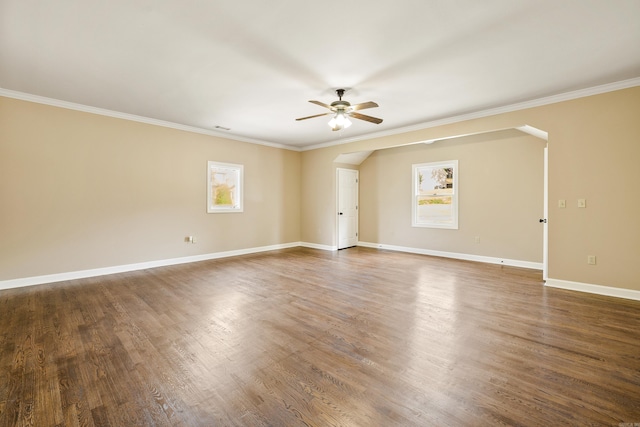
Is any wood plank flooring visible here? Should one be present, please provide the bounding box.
[1,247,639,426]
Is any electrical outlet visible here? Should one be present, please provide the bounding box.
[185,236,194,243]
[474,236,480,244]
[587,255,596,265]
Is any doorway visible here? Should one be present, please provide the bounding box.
[334,125,548,274]
[337,168,359,249]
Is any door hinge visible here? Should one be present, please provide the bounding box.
[356,205,358,210]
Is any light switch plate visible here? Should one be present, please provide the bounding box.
[578,199,586,208]
[558,199,566,208]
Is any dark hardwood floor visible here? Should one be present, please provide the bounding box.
[1,247,639,426]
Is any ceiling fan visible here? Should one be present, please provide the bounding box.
[296,89,383,131]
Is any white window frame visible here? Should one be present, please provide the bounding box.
[207,161,243,213]
[412,160,458,229]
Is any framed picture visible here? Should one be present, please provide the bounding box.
[412,160,458,229]
[207,161,243,213]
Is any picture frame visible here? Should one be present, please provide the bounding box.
[207,161,243,213]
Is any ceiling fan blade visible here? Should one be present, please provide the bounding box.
[308,100,333,110]
[350,101,378,111]
[350,111,383,124]
[295,112,331,121]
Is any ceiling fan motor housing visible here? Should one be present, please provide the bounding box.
[330,100,350,111]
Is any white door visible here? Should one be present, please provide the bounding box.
[337,168,359,249]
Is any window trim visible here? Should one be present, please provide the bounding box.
[412,160,458,229]
[207,161,244,213]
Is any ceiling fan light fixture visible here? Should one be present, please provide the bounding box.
[297,88,381,130]
[328,111,352,130]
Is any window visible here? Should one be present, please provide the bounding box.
[412,160,458,229]
[207,161,243,213]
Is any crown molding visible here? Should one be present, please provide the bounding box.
[0,88,301,152]
[301,77,640,151]
[3,77,638,153]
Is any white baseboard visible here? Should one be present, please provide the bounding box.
[0,242,302,291]
[358,242,640,301]
[299,242,337,251]
[6,243,638,303]
[545,278,640,301]
[357,241,543,270]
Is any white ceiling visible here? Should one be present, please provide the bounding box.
[1,1,639,149]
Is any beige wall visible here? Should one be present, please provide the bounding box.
[2,87,639,293]
[359,131,545,262]
[301,87,640,291]
[0,97,301,281]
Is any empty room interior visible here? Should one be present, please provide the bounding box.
[1,1,640,426]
